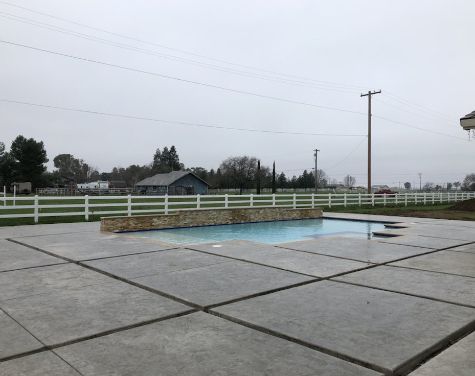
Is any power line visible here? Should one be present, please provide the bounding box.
[374,96,454,126]
[0,0,367,92]
[0,39,368,116]
[373,114,467,141]
[0,39,466,141]
[0,38,467,141]
[1,0,462,129]
[384,91,453,121]
[0,98,366,137]
[328,137,367,170]
[0,11,362,95]
[0,41,467,142]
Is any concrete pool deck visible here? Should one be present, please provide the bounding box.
[0,213,474,375]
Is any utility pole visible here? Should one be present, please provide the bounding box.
[360,90,381,193]
[314,149,320,193]
[418,173,422,191]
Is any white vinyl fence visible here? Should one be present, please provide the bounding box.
[0,192,474,224]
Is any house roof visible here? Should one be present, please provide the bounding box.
[135,171,209,187]
[461,111,475,120]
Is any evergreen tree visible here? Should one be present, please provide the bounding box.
[9,135,48,188]
[256,160,261,194]
[0,142,15,188]
[152,145,182,173]
[272,161,276,193]
[277,172,287,189]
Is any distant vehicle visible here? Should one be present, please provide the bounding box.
[375,188,397,195]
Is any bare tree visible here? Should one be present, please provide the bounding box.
[219,156,259,194]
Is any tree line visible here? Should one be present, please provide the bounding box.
[1,135,475,192]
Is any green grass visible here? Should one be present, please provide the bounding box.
[326,204,475,221]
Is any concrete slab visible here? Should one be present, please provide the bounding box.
[0,221,98,239]
[375,225,475,242]
[0,351,81,375]
[0,264,113,301]
[14,232,175,261]
[0,264,191,345]
[131,256,314,307]
[85,248,230,280]
[213,281,475,374]
[322,212,417,223]
[188,240,371,277]
[0,239,65,272]
[391,250,475,278]
[379,235,468,249]
[411,332,475,376]
[335,265,475,307]
[56,312,380,376]
[449,243,475,254]
[0,310,43,360]
[278,237,431,263]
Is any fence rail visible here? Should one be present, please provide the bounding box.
[0,192,474,224]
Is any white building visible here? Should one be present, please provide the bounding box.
[77,181,109,190]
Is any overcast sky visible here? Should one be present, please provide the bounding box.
[1,0,474,187]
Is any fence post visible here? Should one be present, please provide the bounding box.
[164,194,169,214]
[293,193,296,209]
[84,195,89,221]
[395,193,398,206]
[415,194,418,205]
[127,194,132,216]
[358,193,362,206]
[272,193,276,207]
[34,195,39,224]
[383,193,387,206]
[439,193,442,204]
[432,193,435,205]
[2,185,5,207]
[250,194,254,208]
[224,194,229,208]
[311,193,315,208]
[196,194,201,209]
[423,193,427,206]
[404,193,407,206]
[372,193,375,207]
[328,193,332,208]
[344,193,347,207]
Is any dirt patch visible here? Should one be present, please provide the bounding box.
[449,198,475,211]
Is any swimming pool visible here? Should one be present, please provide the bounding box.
[129,218,387,244]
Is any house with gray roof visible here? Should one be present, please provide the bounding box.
[135,171,209,195]
[460,110,475,130]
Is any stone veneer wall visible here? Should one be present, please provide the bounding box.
[100,207,323,232]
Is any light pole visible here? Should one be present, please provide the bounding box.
[314,149,320,193]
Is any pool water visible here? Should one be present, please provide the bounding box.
[129,218,387,245]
